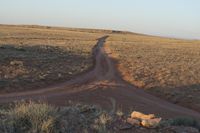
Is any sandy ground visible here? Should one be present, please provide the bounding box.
[0,36,200,119]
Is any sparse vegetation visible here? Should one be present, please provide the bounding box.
[0,25,103,93]
[0,101,199,133]
[108,34,200,112]
[167,117,200,130]
[0,101,113,133]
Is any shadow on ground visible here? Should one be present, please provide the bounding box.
[0,44,92,93]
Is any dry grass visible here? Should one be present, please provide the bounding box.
[108,34,200,112]
[0,101,199,133]
[0,101,112,133]
[0,25,103,93]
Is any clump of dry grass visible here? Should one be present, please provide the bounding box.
[0,101,57,133]
[108,34,200,112]
[0,101,113,133]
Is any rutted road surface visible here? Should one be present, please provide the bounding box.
[0,36,200,119]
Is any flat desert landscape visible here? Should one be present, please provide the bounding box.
[107,34,200,112]
[0,25,200,132]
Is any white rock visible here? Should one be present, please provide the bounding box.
[131,111,155,120]
[127,118,140,126]
[141,118,162,128]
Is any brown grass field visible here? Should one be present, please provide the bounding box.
[0,25,103,93]
[108,34,200,112]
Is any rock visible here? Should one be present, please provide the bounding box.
[119,123,133,130]
[68,72,73,75]
[131,111,155,120]
[58,73,62,78]
[141,118,162,128]
[10,60,23,66]
[39,75,45,80]
[127,118,140,126]
[4,75,9,79]
[187,95,193,99]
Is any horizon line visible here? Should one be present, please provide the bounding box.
[1,23,199,41]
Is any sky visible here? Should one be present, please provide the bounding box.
[0,0,199,39]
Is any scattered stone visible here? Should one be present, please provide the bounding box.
[46,71,51,74]
[187,95,193,99]
[4,75,9,79]
[39,75,45,80]
[10,60,23,66]
[128,111,162,129]
[131,111,155,120]
[141,118,162,128]
[68,72,73,75]
[119,123,133,130]
[127,117,140,126]
[58,73,62,78]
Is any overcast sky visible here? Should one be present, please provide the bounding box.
[0,0,199,39]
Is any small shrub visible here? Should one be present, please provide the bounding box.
[168,117,200,130]
[0,101,58,133]
[93,112,112,133]
[0,101,111,133]
[116,109,124,118]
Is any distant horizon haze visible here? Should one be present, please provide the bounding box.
[0,0,199,40]
[1,23,198,41]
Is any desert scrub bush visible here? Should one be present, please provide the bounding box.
[166,117,200,130]
[92,112,112,133]
[0,101,112,133]
[0,101,58,133]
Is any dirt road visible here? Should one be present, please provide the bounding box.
[0,36,200,119]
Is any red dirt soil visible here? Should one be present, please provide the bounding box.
[0,36,200,119]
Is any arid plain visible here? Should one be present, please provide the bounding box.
[0,25,200,132]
